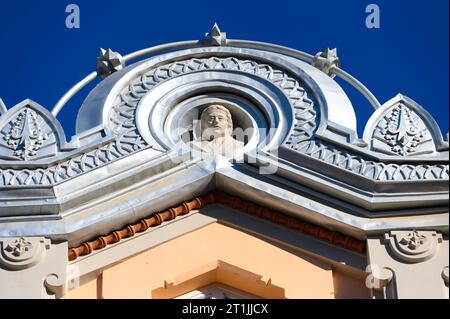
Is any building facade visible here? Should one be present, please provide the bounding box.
[0,25,448,299]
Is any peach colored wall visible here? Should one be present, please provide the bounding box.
[332,270,371,299]
[69,221,369,299]
[67,275,98,299]
[151,259,287,299]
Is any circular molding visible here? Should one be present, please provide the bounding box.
[136,71,292,155]
[105,53,322,157]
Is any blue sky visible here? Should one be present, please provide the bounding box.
[0,0,448,138]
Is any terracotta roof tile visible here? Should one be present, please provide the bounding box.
[68,191,366,261]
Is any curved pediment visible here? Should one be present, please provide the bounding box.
[75,47,355,153]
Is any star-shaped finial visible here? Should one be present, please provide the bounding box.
[322,48,338,59]
[204,23,227,46]
[97,48,124,78]
[312,48,340,77]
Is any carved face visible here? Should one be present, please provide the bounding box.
[200,105,232,139]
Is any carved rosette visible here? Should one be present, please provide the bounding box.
[0,237,50,270]
[384,230,442,263]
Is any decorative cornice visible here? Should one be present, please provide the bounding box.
[0,138,145,185]
[288,138,449,181]
[68,191,366,261]
[0,95,147,185]
[68,194,214,261]
[112,55,447,182]
[1,56,447,187]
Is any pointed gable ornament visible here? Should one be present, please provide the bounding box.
[0,100,66,161]
[363,94,448,157]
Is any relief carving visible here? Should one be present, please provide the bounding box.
[0,237,50,270]
[384,230,442,263]
[187,104,244,157]
[3,108,49,160]
[381,104,427,156]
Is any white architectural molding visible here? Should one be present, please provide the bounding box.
[0,238,68,299]
[0,25,448,299]
[367,232,449,299]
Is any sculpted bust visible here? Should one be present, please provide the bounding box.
[187,104,244,156]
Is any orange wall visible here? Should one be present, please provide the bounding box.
[68,222,369,299]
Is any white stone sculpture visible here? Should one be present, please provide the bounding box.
[187,104,244,156]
